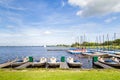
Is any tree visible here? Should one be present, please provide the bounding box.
[113,39,120,45]
[71,42,80,47]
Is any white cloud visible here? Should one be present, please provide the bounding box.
[68,0,120,17]
[44,31,52,35]
[104,17,117,23]
[0,23,120,46]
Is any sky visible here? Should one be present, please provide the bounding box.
[0,0,120,46]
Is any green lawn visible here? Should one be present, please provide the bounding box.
[0,69,120,80]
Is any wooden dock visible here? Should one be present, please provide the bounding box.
[60,62,69,69]
[94,62,113,69]
[108,54,120,58]
[0,59,17,68]
[15,62,32,69]
[47,49,67,51]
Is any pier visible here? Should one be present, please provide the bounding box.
[0,59,17,68]
[94,62,113,69]
[60,62,69,69]
[47,49,67,51]
[108,54,120,58]
[15,62,32,69]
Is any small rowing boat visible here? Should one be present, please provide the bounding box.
[47,57,60,68]
[32,57,47,67]
[67,57,82,68]
[98,57,120,68]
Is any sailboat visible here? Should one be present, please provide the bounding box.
[67,35,87,54]
[43,45,47,48]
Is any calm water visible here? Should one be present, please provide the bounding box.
[0,46,92,68]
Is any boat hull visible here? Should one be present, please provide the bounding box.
[99,60,120,68]
[32,62,46,68]
[11,62,27,67]
[67,62,82,68]
[47,62,60,68]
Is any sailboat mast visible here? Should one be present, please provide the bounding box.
[96,36,98,52]
[103,35,104,51]
[81,36,83,48]
[107,34,109,51]
[114,33,116,53]
[99,35,101,50]
[84,34,86,49]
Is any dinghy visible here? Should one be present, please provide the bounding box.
[111,57,120,63]
[67,57,82,68]
[11,57,29,68]
[47,57,60,68]
[98,57,120,68]
[33,57,47,67]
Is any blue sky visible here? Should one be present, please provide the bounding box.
[0,0,120,46]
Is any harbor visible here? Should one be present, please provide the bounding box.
[0,46,120,69]
[0,0,120,80]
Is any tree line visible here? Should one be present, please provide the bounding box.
[71,39,120,47]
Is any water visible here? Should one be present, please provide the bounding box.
[0,46,92,68]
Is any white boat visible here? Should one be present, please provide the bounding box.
[67,57,82,68]
[67,48,87,54]
[115,52,120,55]
[11,57,29,68]
[47,57,60,68]
[33,57,47,67]
[98,57,120,68]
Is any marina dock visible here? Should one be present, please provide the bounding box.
[0,59,17,68]
[108,54,120,58]
[47,49,67,51]
[60,62,69,69]
[15,62,32,69]
[94,62,113,69]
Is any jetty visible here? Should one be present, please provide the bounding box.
[82,52,108,57]
[0,59,17,68]
[94,62,113,69]
[47,49,67,51]
[15,62,32,69]
[60,62,69,69]
[108,54,120,58]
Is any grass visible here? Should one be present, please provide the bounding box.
[0,69,120,80]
